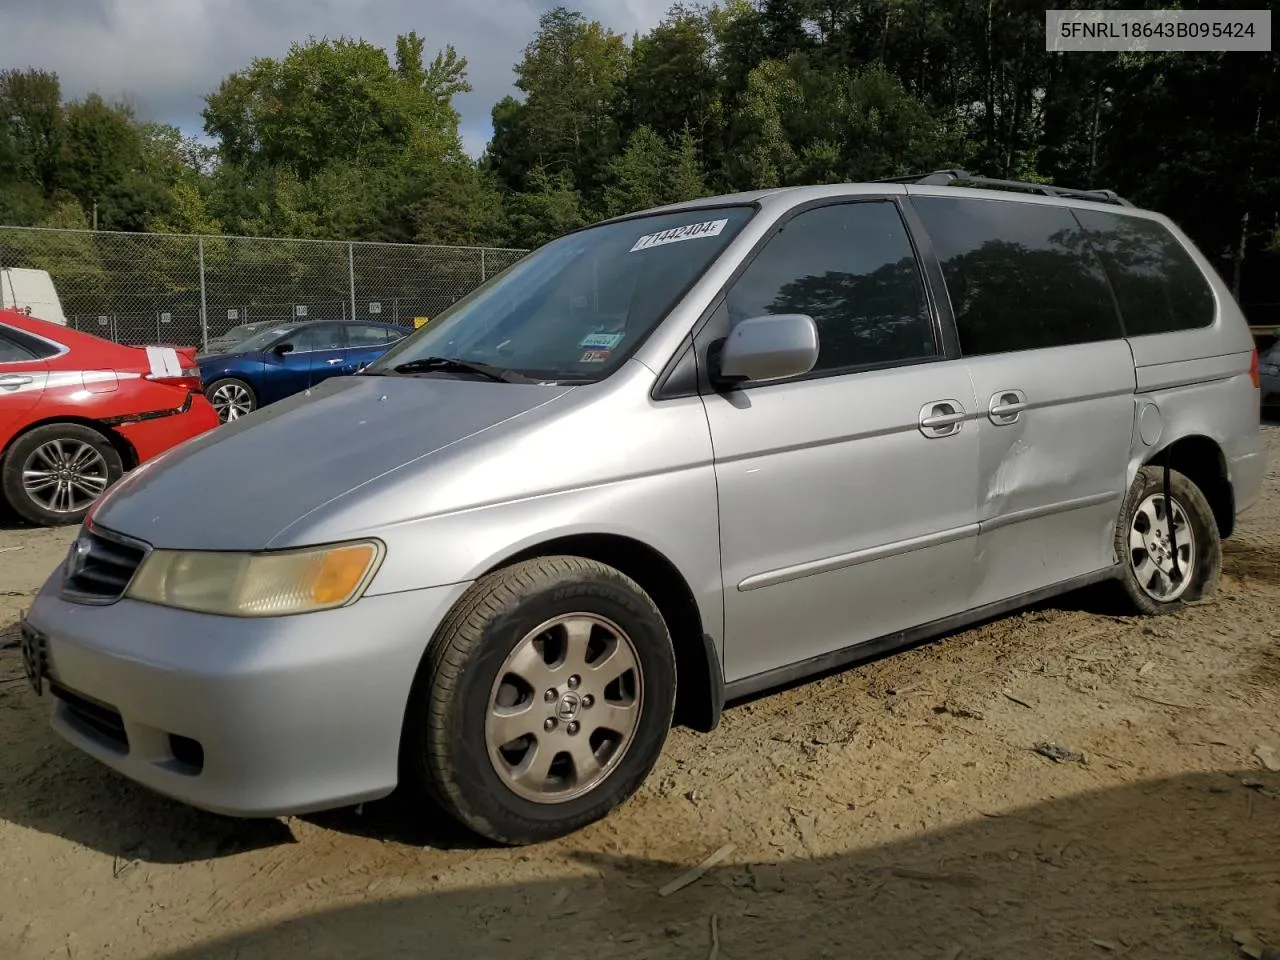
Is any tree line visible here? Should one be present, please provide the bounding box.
[1,1,1278,313]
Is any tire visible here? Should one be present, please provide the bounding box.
[1115,465,1221,615]
[403,556,677,845]
[1,423,124,526]
[205,377,257,423]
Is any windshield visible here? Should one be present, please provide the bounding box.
[367,206,755,382]
[233,325,298,353]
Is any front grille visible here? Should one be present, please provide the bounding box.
[61,526,148,603]
[51,682,129,752]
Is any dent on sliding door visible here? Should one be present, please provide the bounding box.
[911,195,1136,607]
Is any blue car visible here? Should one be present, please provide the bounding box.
[198,320,408,422]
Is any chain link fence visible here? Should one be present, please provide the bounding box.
[0,226,528,348]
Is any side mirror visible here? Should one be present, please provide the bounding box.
[273,342,294,357]
[714,314,819,386]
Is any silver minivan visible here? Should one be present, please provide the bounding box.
[21,173,1267,844]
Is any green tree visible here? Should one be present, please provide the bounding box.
[0,68,63,201]
[202,34,469,181]
[604,125,708,216]
[59,95,171,231]
[505,166,587,248]
[624,6,720,141]
[488,8,631,200]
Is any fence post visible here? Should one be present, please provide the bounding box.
[481,248,487,282]
[348,242,356,321]
[198,237,209,350]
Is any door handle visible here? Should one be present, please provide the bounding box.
[325,358,344,365]
[0,374,34,390]
[919,399,966,438]
[988,389,1028,425]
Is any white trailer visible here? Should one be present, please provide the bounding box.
[1,267,67,325]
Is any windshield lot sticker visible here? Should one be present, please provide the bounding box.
[579,332,624,349]
[630,218,728,253]
[580,349,611,363]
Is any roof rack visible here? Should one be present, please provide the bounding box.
[875,169,1133,207]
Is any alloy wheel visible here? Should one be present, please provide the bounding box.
[210,382,253,422]
[485,613,643,804]
[1128,492,1196,601]
[21,439,109,515]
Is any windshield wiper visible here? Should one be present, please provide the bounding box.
[370,356,535,384]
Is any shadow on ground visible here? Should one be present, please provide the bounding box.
[153,770,1279,960]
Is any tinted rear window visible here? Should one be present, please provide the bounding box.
[913,196,1122,355]
[1074,209,1216,336]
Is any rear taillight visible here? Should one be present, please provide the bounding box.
[146,367,204,393]
[1249,349,1260,389]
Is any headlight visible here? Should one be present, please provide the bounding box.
[126,540,383,617]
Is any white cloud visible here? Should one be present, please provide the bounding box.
[0,0,676,158]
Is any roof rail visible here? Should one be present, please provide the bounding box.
[874,169,1133,207]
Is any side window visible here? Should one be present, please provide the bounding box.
[913,196,1122,355]
[286,324,345,352]
[725,201,937,373]
[1074,209,1215,336]
[0,331,37,363]
[346,324,391,346]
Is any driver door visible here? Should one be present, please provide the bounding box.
[262,323,344,402]
[702,199,981,685]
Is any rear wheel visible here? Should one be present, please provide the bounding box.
[402,556,676,845]
[1115,466,1221,615]
[1,423,123,526]
[206,377,256,423]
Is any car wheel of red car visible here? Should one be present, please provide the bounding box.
[1,423,124,527]
[205,377,257,423]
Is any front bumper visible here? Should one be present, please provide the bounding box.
[25,566,469,817]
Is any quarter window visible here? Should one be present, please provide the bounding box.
[913,196,1122,355]
[0,326,59,362]
[725,201,937,373]
[1074,209,1215,336]
[0,332,37,363]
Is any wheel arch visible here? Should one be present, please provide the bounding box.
[1,415,138,471]
[205,372,259,399]
[492,533,724,733]
[1142,433,1234,539]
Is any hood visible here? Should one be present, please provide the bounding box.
[93,374,572,549]
[197,346,255,364]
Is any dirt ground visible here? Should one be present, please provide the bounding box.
[1,429,1278,960]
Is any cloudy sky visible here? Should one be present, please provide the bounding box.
[0,0,673,157]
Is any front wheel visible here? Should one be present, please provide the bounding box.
[1115,465,1221,615]
[403,556,676,845]
[205,377,257,423]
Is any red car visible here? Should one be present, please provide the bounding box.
[0,309,219,526]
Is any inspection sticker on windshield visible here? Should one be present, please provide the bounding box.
[579,332,624,349]
[630,218,728,253]
[580,349,611,363]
